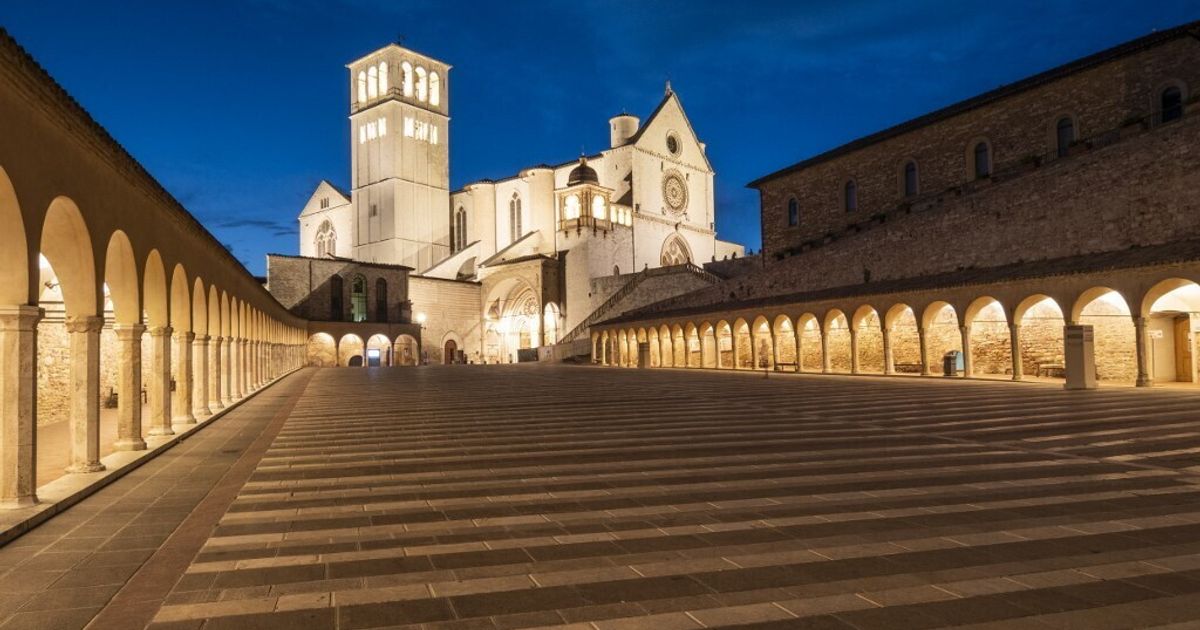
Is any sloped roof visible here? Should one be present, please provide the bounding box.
[748,20,1200,188]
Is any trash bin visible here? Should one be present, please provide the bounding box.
[942,351,961,377]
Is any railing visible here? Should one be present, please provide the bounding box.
[559,262,720,344]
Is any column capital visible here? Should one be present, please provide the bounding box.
[174,330,196,343]
[148,325,173,338]
[64,315,104,333]
[112,323,146,340]
[0,305,44,331]
[195,334,210,344]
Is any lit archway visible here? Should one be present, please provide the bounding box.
[772,315,796,369]
[1141,279,1200,384]
[1014,295,1066,381]
[1072,288,1135,384]
[922,302,963,376]
[307,333,336,366]
[732,318,752,369]
[823,310,850,373]
[338,334,365,366]
[851,305,883,374]
[884,304,922,374]
[798,313,821,372]
[752,316,773,370]
[394,334,419,366]
[700,322,717,368]
[964,297,1010,378]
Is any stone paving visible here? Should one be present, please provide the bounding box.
[113,364,1200,629]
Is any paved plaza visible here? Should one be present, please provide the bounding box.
[6,367,1200,628]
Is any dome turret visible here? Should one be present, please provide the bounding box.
[566,156,599,186]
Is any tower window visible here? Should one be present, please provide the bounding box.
[415,66,428,102]
[430,71,441,106]
[1161,86,1183,123]
[453,207,467,251]
[316,220,336,257]
[369,204,378,217]
[509,193,523,242]
[903,160,918,197]
[973,141,991,179]
[378,62,389,93]
[367,66,378,99]
[787,198,799,227]
[350,274,367,322]
[320,197,329,209]
[844,180,858,212]
[329,274,343,319]
[1056,117,1075,157]
[357,71,367,103]
[401,62,413,97]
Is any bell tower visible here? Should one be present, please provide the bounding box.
[347,44,451,271]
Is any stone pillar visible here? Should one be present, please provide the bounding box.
[1009,323,1024,381]
[882,327,895,375]
[849,329,860,375]
[65,315,105,473]
[193,335,211,418]
[918,327,931,376]
[112,323,147,451]
[959,325,973,378]
[220,336,232,405]
[0,306,42,507]
[172,331,195,424]
[1064,324,1098,390]
[209,336,224,411]
[146,326,174,436]
[1134,316,1153,388]
[794,329,803,373]
[820,331,831,374]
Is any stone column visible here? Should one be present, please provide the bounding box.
[112,323,146,451]
[794,328,803,373]
[146,327,174,436]
[959,325,973,378]
[220,335,232,405]
[172,331,195,424]
[849,329,860,375]
[882,327,895,375]
[1009,323,1024,381]
[0,306,42,507]
[1134,316,1153,387]
[65,315,105,473]
[820,331,831,374]
[918,327,931,376]
[209,336,224,411]
[193,334,211,418]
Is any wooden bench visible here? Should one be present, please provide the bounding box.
[774,362,799,372]
[893,362,923,374]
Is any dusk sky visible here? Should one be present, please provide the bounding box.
[4,1,1199,276]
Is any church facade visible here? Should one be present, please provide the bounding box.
[284,43,743,365]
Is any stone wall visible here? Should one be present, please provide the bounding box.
[409,275,482,363]
[267,254,412,323]
[758,36,1200,257]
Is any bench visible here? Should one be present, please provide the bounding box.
[893,362,923,374]
[774,362,799,372]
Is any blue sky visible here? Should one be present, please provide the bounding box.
[4,1,1199,275]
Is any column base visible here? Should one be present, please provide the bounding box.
[210,400,225,411]
[112,438,147,452]
[173,414,197,425]
[1136,377,1154,388]
[195,407,213,419]
[66,462,106,474]
[147,426,175,437]
[0,496,39,510]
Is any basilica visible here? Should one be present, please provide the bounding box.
[275,43,743,365]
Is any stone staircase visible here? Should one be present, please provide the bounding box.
[559,263,720,345]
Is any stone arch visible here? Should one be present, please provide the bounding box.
[338,334,364,367]
[752,315,773,369]
[797,313,821,372]
[41,196,98,317]
[715,320,733,368]
[851,305,884,374]
[394,334,419,366]
[191,277,208,337]
[169,264,191,333]
[1072,287,1134,383]
[103,230,140,325]
[672,324,686,367]
[822,309,850,373]
[658,324,673,367]
[922,301,963,375]
[307,332,336,367]
[732,318,752,369]
[660,234,692,267]
[772,315,796,368]
[647,326,660,367]
[1140,278,1200,384]
[964,296,1010,377]
[685,322,702,368]
[441,331,463,365]
[1014,294,1066,381]
[700,321,717,368]
[366,333,392,366]
[543,302,561,346]
[884,303,922,374]
[0,166,29,305]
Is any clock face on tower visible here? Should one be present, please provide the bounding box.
[662,171,688,215]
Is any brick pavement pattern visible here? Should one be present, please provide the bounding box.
[48,364,1200,628]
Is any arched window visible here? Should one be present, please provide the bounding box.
[415,67,428,102]
[973,141,991,179]
[378,62,389,93]
[430,72,441,106]
[453,207,467,252]
[350,274,367,322]
[1056,117,1075,157]
[844,180,858,212]
[787,198,799,227]
[660,235,692,266]
[315,220,336,257]
[329,275,343,320]
[903,160,919,197]
[509,193,522,242]
[401,62,413,97]
[367,66,378,99]
[375,278,388,322]
[357,71,367,103]
[1161,86,1183,123]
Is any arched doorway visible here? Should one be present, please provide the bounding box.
[444,339,458,364]
[394,334,419,366]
